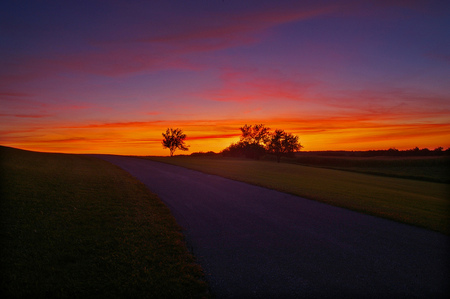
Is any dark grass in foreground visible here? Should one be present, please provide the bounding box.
[0,146,209,298]
[146,156,450,235]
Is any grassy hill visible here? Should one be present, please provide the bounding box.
[0,146,209,298]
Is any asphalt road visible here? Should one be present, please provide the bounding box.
[95,155,449,298]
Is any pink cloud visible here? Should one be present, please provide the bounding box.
[0,92,34,98]
[61,121,164,129]
[425,52,450,64]
[201,68,319,102]
[322,87,450,121]
[144,4,335,45]
[0,113,50,118]
[145,111,161,116]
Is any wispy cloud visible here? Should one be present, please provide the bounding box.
[334,123,450,149]
[200,68,319,102]
[2,3,337,80]
[61,121,165,129]
[0,92,35,98]
[140,4,336,45]
[0,113,51,118]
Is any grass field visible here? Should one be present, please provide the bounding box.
[289,155,450,183]
[0,146,209,298]
[146,156,450,235]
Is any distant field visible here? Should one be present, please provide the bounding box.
[0,146,209,298]
[146,156,449,235]
[289,155,450,183]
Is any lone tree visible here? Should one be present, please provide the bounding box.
[266,129,303,163]
[162,128,189,156]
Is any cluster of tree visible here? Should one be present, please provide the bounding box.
[221,124,303,162]
[162,125,302,161]
[297,147,450,157]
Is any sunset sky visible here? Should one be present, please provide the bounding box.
[1,0,450,155]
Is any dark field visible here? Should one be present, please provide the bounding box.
[0,146,209,298]
[1,145,448,297]
[289,154,450,183]
[147,155,449,235]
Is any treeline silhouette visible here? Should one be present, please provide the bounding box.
[187,124,450,160]
[190,151,217,157]
[296,147,450,157]
[191,147,450,158]
[191,136,449,159]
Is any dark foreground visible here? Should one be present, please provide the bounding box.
[96,155,449,298]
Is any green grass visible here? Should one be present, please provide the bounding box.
[145,156,450,235]
[0,146,210,298]
[289,155,450,183]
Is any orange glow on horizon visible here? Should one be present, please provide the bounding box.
[1,117,449,156]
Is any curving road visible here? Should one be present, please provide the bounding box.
[95,155,449,298]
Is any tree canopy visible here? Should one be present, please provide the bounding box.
[162,128,189,157]
[222,124,302,161]
[239,124,271,146]
[266,129,303,162]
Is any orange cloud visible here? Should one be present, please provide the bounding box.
[186,134,240,141]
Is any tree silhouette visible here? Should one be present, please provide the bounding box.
[162,128,189,156]
[239,124,271,159]
[266,129,303,162]
[221,124,303,161]
[240,124,271,146]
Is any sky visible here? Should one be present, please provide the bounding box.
[1,0,450,155]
